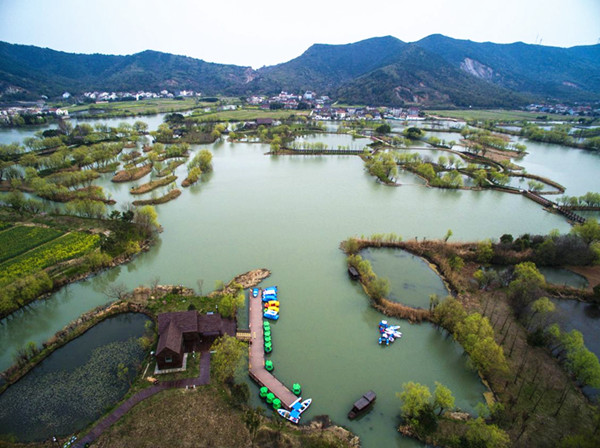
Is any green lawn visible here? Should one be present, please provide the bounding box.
[190,108,311,121]
[0,232,100,286]
[0,225,64,263]
[67,98,206,115]
[147,352,201,382]
[427,109,576,122]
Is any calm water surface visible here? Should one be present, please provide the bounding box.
[0,120,582,447]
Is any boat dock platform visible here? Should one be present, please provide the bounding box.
[248,288,298,410]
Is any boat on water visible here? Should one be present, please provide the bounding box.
[252,288,259,298]
[348,390,376,419]
[378,320,402,345]
[264,309,279,320]
[278,407,301,424]
[291,397,312,414]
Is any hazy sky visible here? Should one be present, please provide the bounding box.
[1,0,598,68]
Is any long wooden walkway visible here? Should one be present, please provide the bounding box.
[74,351,211,447]
[248,289,298,410]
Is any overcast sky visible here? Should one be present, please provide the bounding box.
[0,0,598,68]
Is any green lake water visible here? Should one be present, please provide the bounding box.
[362,247,449,308]
[0,120,580,446]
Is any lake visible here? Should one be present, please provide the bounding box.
[0,117,583,447]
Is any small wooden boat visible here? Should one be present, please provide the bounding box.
[348,390,376,419]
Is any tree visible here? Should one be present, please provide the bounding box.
[433,382,454,415]
[444,229,453,242]
[432,297,467,332]
[508,262,545,316]
[448,255,464,272]
[476,239,494,264]
[429,294,440,311]
[134,205,160,234]
[243,407,264,447]
[404,127,424,140]
[210,335,245,384]
[133,121,148,134]
[527,297,555,329]
[465,417,510,448]
[455,313,494,352]
[397,382,432,420]
[104,282,129,300]
[218,292,244,319]
[375,123,391,134]
[365,276,390,302]
[571,218,600,245]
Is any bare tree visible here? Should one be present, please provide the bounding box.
[196,279,204,296]
[150,276,160,294]
[104,282,129,300]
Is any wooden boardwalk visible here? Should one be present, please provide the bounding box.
[248,289,299,410]
[74,351,211,447]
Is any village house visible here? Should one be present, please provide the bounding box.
[155,310,235,370]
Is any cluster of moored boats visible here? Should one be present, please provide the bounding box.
[255,286,280,320]
[378,320,402,346]
[255,285,313,424]
[278,397,312,424]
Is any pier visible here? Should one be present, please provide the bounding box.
[248,289,298,410]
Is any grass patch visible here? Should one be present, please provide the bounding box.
[130,175,177,195]
[95,386,251,448]
[66,98,206,115]
[152,352,201,382]
[112,164,152,183]
[131,189,181,206]
[0,232,99,287]
[190,108,310,121]
[146,293,222,315]
[428,109,575,122]
[0,225,64,263]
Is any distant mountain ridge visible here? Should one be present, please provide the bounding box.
[1,35,599,107]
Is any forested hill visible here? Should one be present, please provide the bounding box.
[0,42,252,99]
[1,35,599,107]
[413,34,600,104]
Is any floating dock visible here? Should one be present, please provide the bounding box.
[248,289,298,410]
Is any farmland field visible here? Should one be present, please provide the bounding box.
[0,226,64,263]
[0,232,100,286]
[427,109,576,122]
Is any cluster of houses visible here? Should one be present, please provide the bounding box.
[525,103,599,117]
[0,104,68,123]
[245,91,424,120]
[79,89,201,102]
[247,91,332,110]
[311,106,422,121]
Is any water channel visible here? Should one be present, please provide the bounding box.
[0,117,587,446]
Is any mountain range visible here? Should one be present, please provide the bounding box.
[1,34,599,107]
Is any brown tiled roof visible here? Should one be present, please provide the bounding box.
[198,313,223,336]
[158,311,198,335]
[156,320,182,355]
[157,311,235,354]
